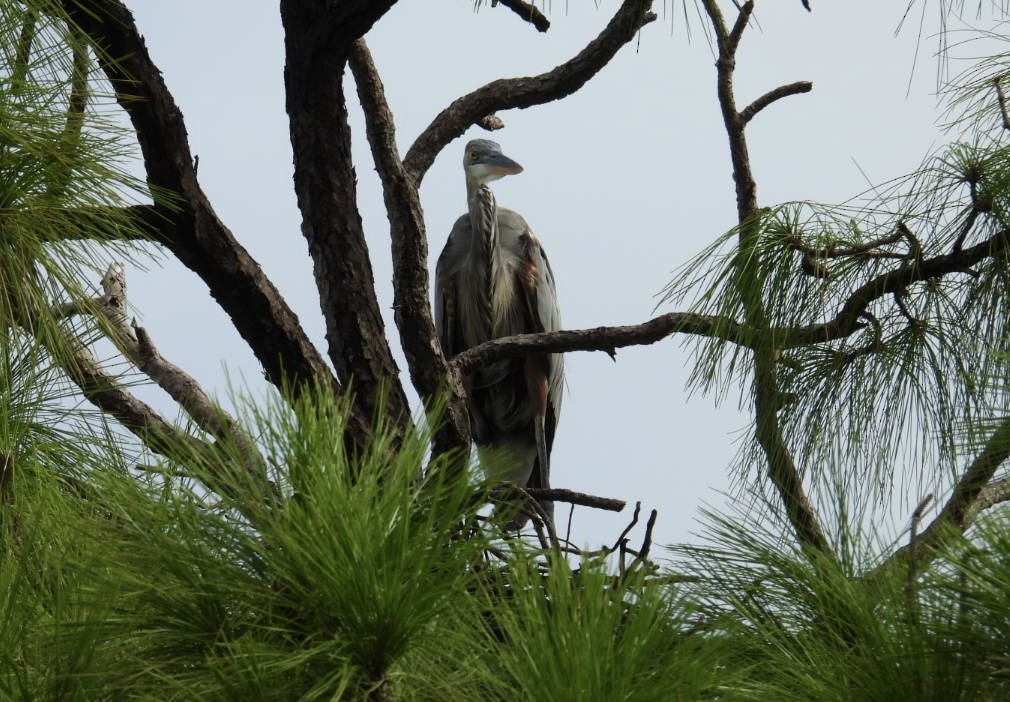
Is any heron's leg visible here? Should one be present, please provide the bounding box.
[524,360,551,486]
[533,412,549,488]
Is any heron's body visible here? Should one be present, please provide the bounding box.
[435,140,563,527]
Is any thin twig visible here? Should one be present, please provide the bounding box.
[627,508,659,576]
[608,501,642,555]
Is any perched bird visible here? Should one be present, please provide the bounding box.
[434,139,563,528]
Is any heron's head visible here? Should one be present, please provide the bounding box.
[463,139,523,192]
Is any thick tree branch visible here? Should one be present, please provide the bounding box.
[279,0,412,441]
[965,474,1010,522]
[57,2,367,442]
[452,312,750,375]
[403,0,656,185]
[348,39,471,460]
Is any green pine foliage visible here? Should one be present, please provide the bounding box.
[7,1,1010,700]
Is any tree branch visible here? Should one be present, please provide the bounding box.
[279,0,413,441]
[782,223,1010,348]
[451,312,750,375]
[403,0,656,185]
[24,315,217,474]
[740,81,813,125]
[701,0,832,559]
[994,76,1010,132]
[58,1,365,442]
[525,488,625,512]
[965,474,1010,522]
[492,0,550,32]
[87,263,269,493]
[871,415,1010,581]
[348,39,471,461]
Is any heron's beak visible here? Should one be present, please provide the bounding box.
[484,152,523,177]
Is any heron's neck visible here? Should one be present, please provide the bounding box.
[467,183,499,260]
[468,183,500,337]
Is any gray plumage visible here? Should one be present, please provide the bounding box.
[434,139,563,527]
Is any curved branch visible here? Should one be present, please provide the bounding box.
[90,264,268,488]
[871,415,1010,581]
[740,81,813,125]
[403,0,656,185]
[451,312,751,375]
[782,223,1010,347]
[26,316,216,471]
[348,39,471,459]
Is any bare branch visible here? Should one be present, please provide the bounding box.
[348,39,471,461]
[27,318,216,469]
[87,264,270,491]
[59,1,359,437]
[403,0,656,185]
[608,501,641,556]
[740,81,813,125]
[452,312,751,375]
[525,488,625,512]
[727,0,754,54]
[492,0,551,32]
[627,508,658,573]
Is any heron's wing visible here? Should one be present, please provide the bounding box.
[434,217,470,358]
[513,224,564,459]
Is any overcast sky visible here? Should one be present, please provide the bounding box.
[116,1,981,551]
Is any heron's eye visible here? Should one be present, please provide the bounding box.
[468,151,478,161]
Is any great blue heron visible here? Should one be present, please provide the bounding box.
[434,139,564,528]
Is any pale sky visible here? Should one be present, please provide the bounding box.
[117,2,971,551]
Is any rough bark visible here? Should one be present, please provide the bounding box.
[279,0,411,438]
[59,0,374,442]
[349,40,471,459]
